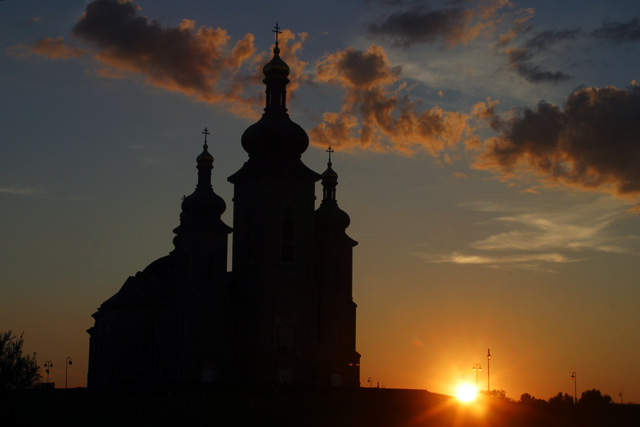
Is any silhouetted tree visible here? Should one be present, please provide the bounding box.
[520,392,546,406]
[485,389,509,400]
[548,392,574,406]
[0,331,41,390]
[579,389,612,407]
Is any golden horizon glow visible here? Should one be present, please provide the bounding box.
[456,383,478,403]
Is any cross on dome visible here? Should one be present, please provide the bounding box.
[202,127,210,149]
[273,23,282,46]
[326,146,334,165]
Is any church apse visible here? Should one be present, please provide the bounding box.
[87,26,359,389]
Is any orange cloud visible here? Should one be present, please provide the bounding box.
[69,0,262,115]
[473,84,640,197]
[18,0,308,120]
[7,37,86,59]
[310,45,470,157]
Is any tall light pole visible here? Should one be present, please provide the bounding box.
[619,392,623,404]
[44,361,53,384]
[472,363,482,389]
[65,357,73,389]
[571,372,577,404]
[487,348,492,392]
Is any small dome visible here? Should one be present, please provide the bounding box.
[180,188,226,219]
[315,200,351,231]
[196,147,213,165]
[321,164,338,181]
[263,47,290,80]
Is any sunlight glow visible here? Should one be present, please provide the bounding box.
[456,384,477,402]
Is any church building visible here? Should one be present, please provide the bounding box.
[87,30,360,389]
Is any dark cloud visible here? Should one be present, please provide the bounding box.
[474,84,640,196]
[524,28,582,50]
[503,28,579,84]
[592,18,640,44]
[506,48,572,83]
[367,6,473,47]
[366,0,512,48]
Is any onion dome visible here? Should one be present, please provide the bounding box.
[175,128,227,234]
[241,24,309,159]
[315,146,351,231]
[263,44,290,80]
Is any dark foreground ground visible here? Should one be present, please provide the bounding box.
[2,387,640,426]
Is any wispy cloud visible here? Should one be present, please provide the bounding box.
[420,251,576,272]
[470,205,630,254]
[0,187,43,196]
[592,18,640,44]
[417,197,638,271]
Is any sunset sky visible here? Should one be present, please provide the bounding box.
[2,0,640,402]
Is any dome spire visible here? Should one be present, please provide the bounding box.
[315,146,351,231]
[202,126,210,150]
[174,127,228,240]
[262,23,290,114]
[196,126,214,190]
[273,22,282,53]
[321,146,338,202]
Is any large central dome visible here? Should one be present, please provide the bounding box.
[241,42,309,158]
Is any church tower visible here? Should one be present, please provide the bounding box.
[172,128,233,383]
[228,25,322,385]
[87,130,232,388]
[314,147,360,387]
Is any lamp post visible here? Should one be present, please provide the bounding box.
[571,372,577,404]
[44,361,53,384]
[487,348,492,392]
[65,357,73,389]
[472,363,482,389]
[367,377,372,388]
[619,392,623,404]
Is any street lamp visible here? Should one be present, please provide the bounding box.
[619,391,623,404]
[44,361,53,384]
[367,377,372,388]
[65,357,73,389]
[487,348,492,392]
[571,372,577,404]
[472,363,482,389]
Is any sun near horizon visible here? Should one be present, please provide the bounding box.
[456,383,478,403]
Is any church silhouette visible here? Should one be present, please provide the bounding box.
[87,29,360,389]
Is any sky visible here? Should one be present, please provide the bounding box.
[2,0,640,402]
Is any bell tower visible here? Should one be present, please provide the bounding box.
[314,146,360,387]
[228,25,322,385]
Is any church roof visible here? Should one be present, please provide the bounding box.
[98,255,177,310]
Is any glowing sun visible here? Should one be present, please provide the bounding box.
[457,384,477,402]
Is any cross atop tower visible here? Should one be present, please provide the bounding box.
[326,145,334,165]
[202,127,210,149]
[273,23,282,46]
